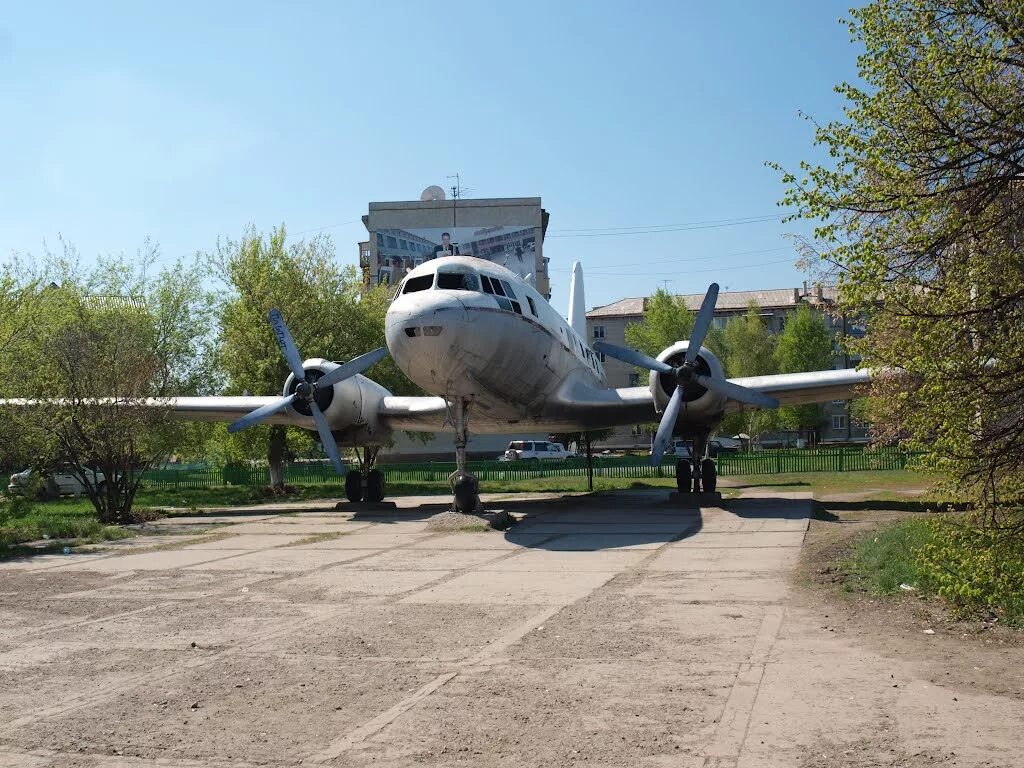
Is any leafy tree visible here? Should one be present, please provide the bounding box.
[720,302,780,441]
[775,0,1024,520]
[0,243,215,522]
[773,304,834,435]
[208,226,414,487]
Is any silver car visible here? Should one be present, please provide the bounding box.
[7,467,108,499]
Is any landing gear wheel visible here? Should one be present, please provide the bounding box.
[701,458,717,493]
[364,469,385,503]
[344,470,364,503]
[675,459,692,493]
[452,475,480,514]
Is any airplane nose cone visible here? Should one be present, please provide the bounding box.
[385,293,470,386]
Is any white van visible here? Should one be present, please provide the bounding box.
[502,440,576,462]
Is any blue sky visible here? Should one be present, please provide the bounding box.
[1,1,859,315]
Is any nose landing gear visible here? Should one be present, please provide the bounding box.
[449,399,481,514]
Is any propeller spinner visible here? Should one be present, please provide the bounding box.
[227,309,388,474]
[595,283,779,466]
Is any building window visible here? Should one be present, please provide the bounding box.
[593,325,605,339]
[832,415,847,431]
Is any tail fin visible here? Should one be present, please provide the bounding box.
[567,261,586,337]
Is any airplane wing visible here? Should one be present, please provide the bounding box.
[549,367,873,428]
[721,367,872,412]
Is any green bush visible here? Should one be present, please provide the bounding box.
[916,519,1024,626]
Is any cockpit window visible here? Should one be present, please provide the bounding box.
[403,274,434,294]
[436,269,480,291]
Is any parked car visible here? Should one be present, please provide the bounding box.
[709,436,744,453]
[501,440,577,462]
[664,441,693,459]
[7,467,108,499]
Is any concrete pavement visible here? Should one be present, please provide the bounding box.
[0,491,1019,767]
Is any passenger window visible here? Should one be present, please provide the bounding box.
[403,274,434,294]
[526,296,537,316]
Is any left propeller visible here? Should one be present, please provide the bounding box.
[227,308,388,474]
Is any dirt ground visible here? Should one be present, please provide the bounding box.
[0,490,1021,768]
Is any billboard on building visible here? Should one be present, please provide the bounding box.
[364,197,549,298]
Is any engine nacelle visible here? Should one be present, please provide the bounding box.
[282,357,391,445]
[648,342,728,427]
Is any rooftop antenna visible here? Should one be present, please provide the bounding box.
[446,173,464,227]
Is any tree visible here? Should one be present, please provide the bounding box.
[0,243,215,523]
[773,304,834,436]
[776,0,1024,516]
[720,302,780,441]
[209,226,415,488]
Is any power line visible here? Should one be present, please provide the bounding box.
[546,214,783,238]
[548,245,791,273]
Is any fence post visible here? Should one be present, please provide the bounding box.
[838,448,844,473]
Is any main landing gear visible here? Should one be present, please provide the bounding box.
[449,399,481,514]
[344,446,386,503]
[674,436,717,494]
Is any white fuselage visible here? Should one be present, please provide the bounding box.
[385,257,606,427]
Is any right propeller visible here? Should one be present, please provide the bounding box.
[595,282,779,465]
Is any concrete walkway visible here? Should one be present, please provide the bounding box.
[0,491,1019,767]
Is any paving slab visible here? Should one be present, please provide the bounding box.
[182,547,379,573]
[291,532,433,550]
[401,568,619,605]
[181,533,308,549]
[48,549,244,572]
[648,544,802,573]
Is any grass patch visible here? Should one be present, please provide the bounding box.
[844,518,934,594]
[0,496,131,559]
[841,515,1024,627]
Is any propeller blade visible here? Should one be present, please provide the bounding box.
[310,401,346,474]
[316,347,389,389]
[695,374,780,409]
[651,385,685,466]
[227,394,296,433]
[268,309,307,382]
[685,283,720,365]
[594,341,674,374]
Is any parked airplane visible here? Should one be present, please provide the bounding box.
[157,256,870,512]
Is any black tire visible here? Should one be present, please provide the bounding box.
[452,475,479,513]
[344,470,364,503]
[675,459,692,493]
[701,458,717,493]
[364,469,385,503]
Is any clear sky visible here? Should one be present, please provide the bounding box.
[1,1,860,315]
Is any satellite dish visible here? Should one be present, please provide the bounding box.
[420,185,446,201]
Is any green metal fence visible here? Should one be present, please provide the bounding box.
[141,447,919,489]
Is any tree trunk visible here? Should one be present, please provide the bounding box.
[268,426,287,489]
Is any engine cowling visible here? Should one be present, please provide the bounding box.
[648,342,728,423]
[282,357,391,445]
